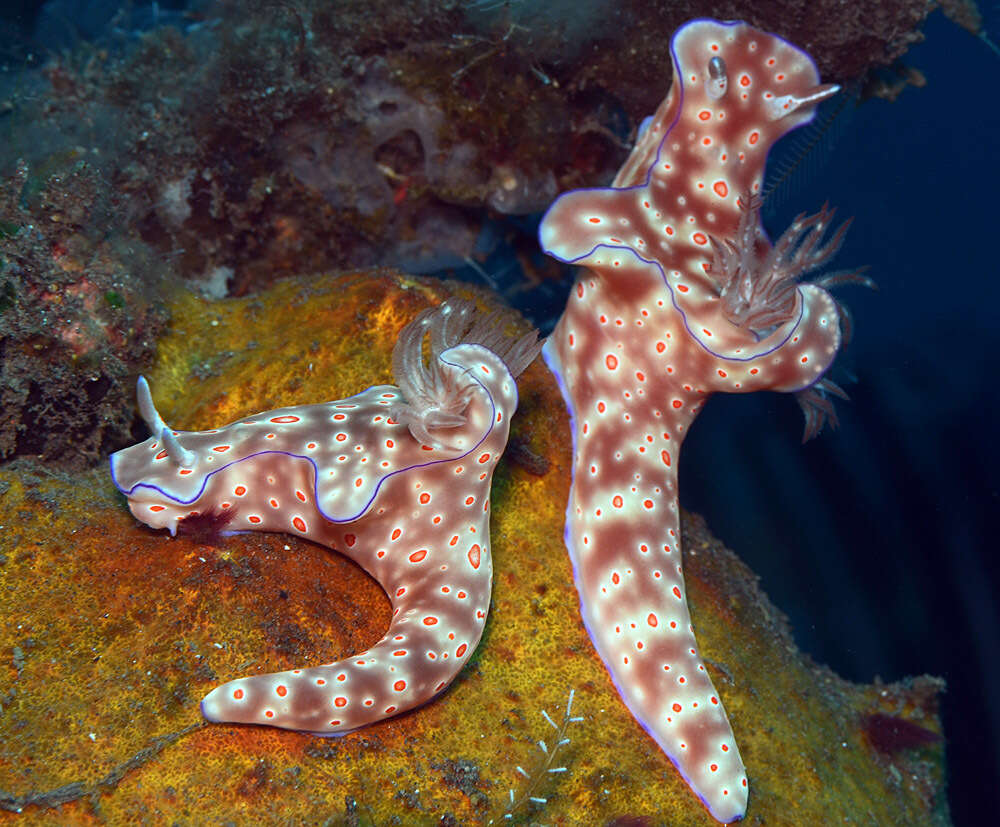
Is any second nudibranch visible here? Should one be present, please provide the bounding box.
[540,18,870,824]
[110,300,541,734]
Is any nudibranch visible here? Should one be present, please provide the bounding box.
[110,300,541,734]
[539,19,870,824]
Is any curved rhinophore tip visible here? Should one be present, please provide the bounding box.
[136,375,167,436]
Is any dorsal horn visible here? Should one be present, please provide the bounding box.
[136,376,195,467]
[137,375,166,435]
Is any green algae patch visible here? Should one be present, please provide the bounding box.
[0,271,948,825]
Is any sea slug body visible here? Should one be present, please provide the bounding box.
[539,18,864,823]
[110,300,540,735]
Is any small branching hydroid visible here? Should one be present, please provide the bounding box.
[489,689,582,824]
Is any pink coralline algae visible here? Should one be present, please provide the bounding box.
[110,300,540,734]
[540,18,870,823]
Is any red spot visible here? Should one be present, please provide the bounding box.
[478,452,491,464]
[234,485,247,496]
[588,216,601,223]
[384,706,396,714]
[396,587,406,597]
[248,515,262,524]
[179,468,192,475]
[296,490,306,502]
[276,685,287,697]
[698,110,711,120]
[449,535,459,546]
[648,613,658,627]
[154,450,169,460]
[672,703,682,713]
[711,696,719,704]
[612,495,624,508]
[656,341,666,353]
[749,131,760,145]
[465,496,474,505]
[456,643,468,657]
[672,586,682,599]
[672,400,682,409]
[316,678,326,685]
[419,492,430,504]
[393,680,406,692]
[597,401,606,413]
[233,689,244,700]
[212,445,230,452]
[269,498,279,508]
[713,181,728,197]
[337,673,346,681]
[721,744,729,752]
[334,697,347,707]
[643,499,654,509]
[270,415,300,423]
[333,414,346,420]
[345,534,356,547]
[409,549,427,563]
[149,505,165,513]
[606,354,619,370]
[676,284,688,293]
[423,616,439,626]
[750,367,759,375]
[391,528,401,541]
[468,544,482,569]
[612,572,620,585]
[711,763,719,772]
[702,137,711,146]
[718,369,727,378]
[264,710,274,718]
[740,74,751,86]
[292,516,306,532]
[336,433,347,442]
[661,450,672,467]
[801,355,809,363]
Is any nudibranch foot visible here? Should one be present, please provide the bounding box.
[111,299,540,735]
